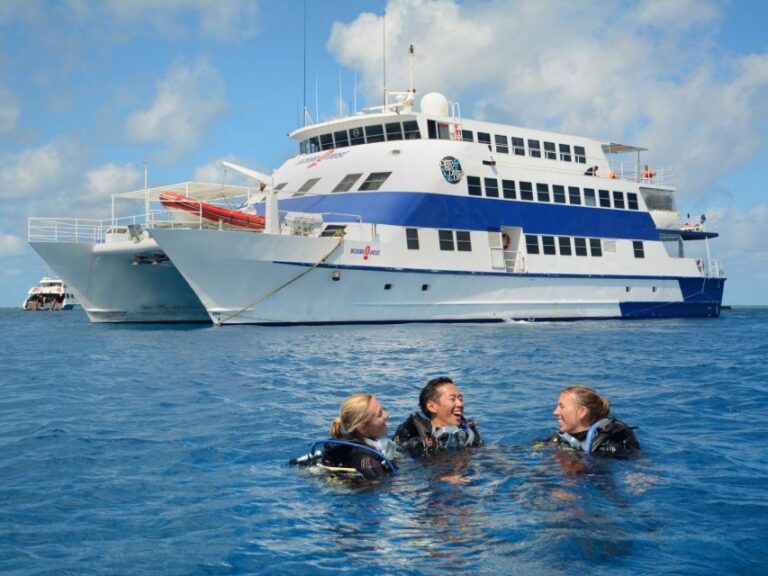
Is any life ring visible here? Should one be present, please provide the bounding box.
[501,233,511,250]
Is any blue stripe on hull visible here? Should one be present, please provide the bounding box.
[620,278,725,318]
[268,192,660,240]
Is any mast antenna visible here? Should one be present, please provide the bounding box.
[382,0,387,110]
[302,0,307,126]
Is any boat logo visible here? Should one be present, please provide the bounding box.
[439,156,463,184]
[350,245,380,260]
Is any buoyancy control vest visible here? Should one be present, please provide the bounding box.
[549,418,640,455]
[393,412,483,457]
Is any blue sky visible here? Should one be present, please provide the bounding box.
[2,0,768,307]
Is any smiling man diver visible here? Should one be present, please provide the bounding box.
[393,377,483,457]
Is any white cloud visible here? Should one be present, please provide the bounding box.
[84,162,143,202]
[125,59,227,160]
[104,0,261,42]
[0,88,19,134]
[0,139,82,199]
[0,232,24,257]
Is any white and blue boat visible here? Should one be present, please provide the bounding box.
[149,88,725,325]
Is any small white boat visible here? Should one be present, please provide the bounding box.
[22,277,79,311]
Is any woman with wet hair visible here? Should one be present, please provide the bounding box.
[549,385,639,455]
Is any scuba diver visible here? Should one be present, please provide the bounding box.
[290,393,398,480]
[393,377,483,457]
[547,385,640,455]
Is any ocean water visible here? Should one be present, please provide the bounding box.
[1,309,766,575]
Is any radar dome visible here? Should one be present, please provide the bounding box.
[420,92,449,116]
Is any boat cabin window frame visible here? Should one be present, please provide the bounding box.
[406,228,420,250]
[627,192,639,210]
[541,235,557,255]
[320,133,334,150]
[295,177,321,196]
[559,143,572,162]
[613,191,626,209]
[598,189,611,208]
[589,238,603,257]
[438,229,455,251]
[558,236,572,255]
[520,181,534,201]
[568,186,581,205]
[553,184,566,204]
[349,127,365,146]
[456,230,472,252]
[334,130,349,148]
[633,240,645,258]
[511,137,525,156]
[403,120,421,140]
[332,173,363,193]
[365,124,385,143]
[536,183,551,202]
[525,234,540,255]
[358,172,392,191]
[528,139,542,158]
[573,145,587,164]
[467,175,482,197]
[584,188,596,206]
[544,141,557,160]
[385,122,404,141]
[478,132,492,150]
[574,237,588,256]
[461,129,474,142]
[495,134,509,154]
[502,179,516,199]
[484,177,499,198]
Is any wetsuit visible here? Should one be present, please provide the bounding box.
[320,437,397,480]
[548,418,640,455]
[393,412,483,457]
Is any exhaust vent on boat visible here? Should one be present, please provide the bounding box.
[420,92,449,117]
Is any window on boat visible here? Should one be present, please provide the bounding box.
[478,132,492,150]
[568,186,581,205]
[589,238,603,257]
[627,192,639,210]
[385,122,403,141]
[295,178,320,196]
[553,185,566,204]
[573,146,587,164]
[574,237,588,256]
[598,189,611,208]
[403,120,421,140]
[519,181,534,201]
[559,144,572,162]
[365,124,385,143]
[536,183,550,202]
[584,188,596,206]
[544,141,557,160]
[640,188,676,211]
[528,139,541,158]
[308,137,321,153]
[558,236,572,256]
[502,179,516,199]
[320,133,335,150]
[406,228,420,250]
[541,235,556,255]
[427,120,450,140]
[274,183,288,191]
[603,240,617,254]
[525,234,540,254]
[462,129,474,142]
[332,173,363,193]
[495,134,509,154]
[321,225,347,237]
[438,230,455,251]
[613,191,625,209]
[467,176,482,196]
[484,177,499,198]
[334,130,350,148]
[511,137,525,156]
[456,230,472,252]
[358,172,391,191]
[350,127,365,146]
[633,241,645,258]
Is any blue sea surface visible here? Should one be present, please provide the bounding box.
[1,309,766,575]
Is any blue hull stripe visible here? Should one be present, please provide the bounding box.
[262,192,660,240]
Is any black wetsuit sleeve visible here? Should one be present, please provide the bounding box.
[393,416,428,457]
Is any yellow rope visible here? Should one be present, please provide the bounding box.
[214,234,344,326]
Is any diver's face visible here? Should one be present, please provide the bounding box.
[358,397,389,438]
[427,383,464,428]
[553,391,589,434]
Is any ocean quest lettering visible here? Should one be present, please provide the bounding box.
[349,245,380,260]
[296,150,350,168]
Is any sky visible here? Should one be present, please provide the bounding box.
[1,0,767,307]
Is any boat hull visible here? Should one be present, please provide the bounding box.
[29,239,210,323]
[152,229,724,325]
